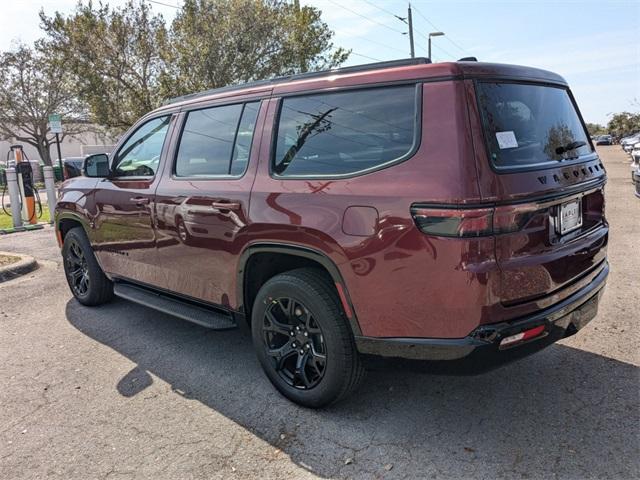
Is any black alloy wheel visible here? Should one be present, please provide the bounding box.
[262,297,327,389]
[65,237,90,297]
[251,268,365,408]
[62,227,113,306]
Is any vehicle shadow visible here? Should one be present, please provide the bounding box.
[65,298,639,479]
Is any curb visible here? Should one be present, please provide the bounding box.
[0,251,39,283]
[0,224,46,235]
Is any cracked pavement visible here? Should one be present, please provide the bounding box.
[0,146,638,479]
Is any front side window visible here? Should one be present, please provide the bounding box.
[175,101,260,177]
[477,82,593,170]
[273,85,418,177]
[113,116,171,177]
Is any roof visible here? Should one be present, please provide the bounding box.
[156,57,568,112]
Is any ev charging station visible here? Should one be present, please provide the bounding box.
[1,144,51,231]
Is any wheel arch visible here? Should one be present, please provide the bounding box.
[56,212,91,243]
[237,243,362,336]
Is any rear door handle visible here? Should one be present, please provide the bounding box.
[211,201,240,211]
[130,197,150,205]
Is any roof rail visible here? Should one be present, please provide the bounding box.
[458,56,478,62]
[163,57,431,106]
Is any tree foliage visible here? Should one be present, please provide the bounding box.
[40,1,169,131]
[585,122,605,136]
[39,0,349,132]
[164,0,349,95]
[0,44,89,165]
[607,112,640,137]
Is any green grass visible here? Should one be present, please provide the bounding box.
[0,204,50,229]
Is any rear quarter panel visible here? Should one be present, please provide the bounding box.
[247,82,496,338]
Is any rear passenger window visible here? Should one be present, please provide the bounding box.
[175,101,259,177]
[231,102,260,176]
[273,85,418,177]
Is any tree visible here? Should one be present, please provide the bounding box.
[585,122,605,136]
[0,44,89,165]
[163,0,349,96]
[607,112,640,137]
[40,0,169,132]
[40,0,348,131]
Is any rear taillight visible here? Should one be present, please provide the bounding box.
[411,207,493,237]
[411,204,538,237]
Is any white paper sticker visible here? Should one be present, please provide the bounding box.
[496,131,518,149]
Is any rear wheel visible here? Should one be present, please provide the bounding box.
[62,227,113,306]
[251,268,364,408]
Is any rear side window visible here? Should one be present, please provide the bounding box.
[477,82,593,170]
[273,85,418,177]
[230,102,260,176]
[175,101,259,177]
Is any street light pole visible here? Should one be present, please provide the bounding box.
[428,31,445,61]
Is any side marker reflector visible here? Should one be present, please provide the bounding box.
[335,282,353,319]
[500,325,546,348]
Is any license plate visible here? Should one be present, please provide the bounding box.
[557,199,583,235]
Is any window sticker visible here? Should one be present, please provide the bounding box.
[496,131,518,149]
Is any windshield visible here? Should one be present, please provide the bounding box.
[477,82,593,170]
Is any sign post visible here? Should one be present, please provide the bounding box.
[48,114,63,175]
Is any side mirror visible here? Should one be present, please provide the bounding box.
[83,153,110,178]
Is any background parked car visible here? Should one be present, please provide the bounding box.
[62,156,86,179]
[595,134,612,145]
[621,134,640,152]
[633,164,640,198]
[630,144,640,179]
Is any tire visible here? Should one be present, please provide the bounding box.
[62,227,113,306]
[251,268,365,408]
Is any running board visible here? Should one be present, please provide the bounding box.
[113,283,237,330]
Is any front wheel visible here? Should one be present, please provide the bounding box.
[62,227,113,306]
[251,268,364,408]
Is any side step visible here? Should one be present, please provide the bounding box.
[113,283,237,330]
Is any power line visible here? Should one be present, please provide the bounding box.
[413,30,456,59]
[326,0,407,35]
[349,51,383,62]
[146,0,180,8]
[348,34,408,55]
[362,0,407,24]
[411,5,469,55]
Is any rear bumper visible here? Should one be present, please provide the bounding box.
[355,261,608,373]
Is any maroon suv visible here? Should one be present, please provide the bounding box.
[55,58,608,407]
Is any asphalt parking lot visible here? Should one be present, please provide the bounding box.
[0,146,638,479]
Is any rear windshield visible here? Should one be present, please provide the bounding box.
[477,82,593,170]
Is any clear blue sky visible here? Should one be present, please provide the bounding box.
[1,0,638,125]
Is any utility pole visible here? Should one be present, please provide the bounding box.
[407,3,415,58]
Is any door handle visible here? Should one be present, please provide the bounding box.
[130,197,150,205]
[211,201,240,211]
